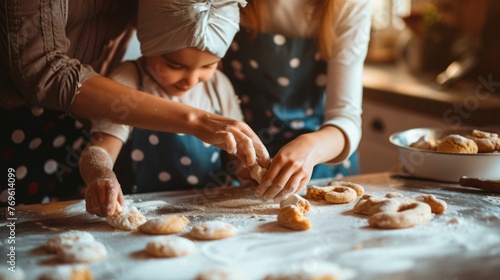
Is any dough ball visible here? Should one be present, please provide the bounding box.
[45,231,95,253]
[106,204,147,231]
[190,221,237,240]
[56,241,107,263]
[409,135,437,151]
[38,265,93,280]
[145,236,196,258]
[139,215,190,235]
[279,194,310,215]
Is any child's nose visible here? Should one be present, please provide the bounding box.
[184,71,199,86]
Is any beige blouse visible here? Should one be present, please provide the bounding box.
[0,0,137,111]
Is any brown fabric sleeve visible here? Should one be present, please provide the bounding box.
[0,0,97,112]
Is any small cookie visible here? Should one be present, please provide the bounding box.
[472,137,499,153]
[145,236,196,258]
[106,204,147,231]
[277,205,311,231]
[57,241,107,263]
[46,231,95,253]
[324,187,357,204]
[436,134,478,154]
[139,215,190,235]
[279,194,310,215]
[190,221,237,240]
[38,265,93,280]
[409,135,437,151]
[471,129,498,139]
[250,164,267,184]
[328,181,365,196]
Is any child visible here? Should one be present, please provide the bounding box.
[79,0,254,217]
[221,0,372,202]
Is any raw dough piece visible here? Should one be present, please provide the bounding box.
[324,187,357,204]
[56,241,107,263]
[195,269,246,280]
[328,181,365,196]
[46,231,95,253]
[415,194,447,214]
[190,221,237,240]
[145,236,196,258]
[368,200,432,229]
[264,273,338,280]
[106,204,147,231]
[280,194,310,215]
[277,205,311,231]
[436,134,478,154]
[250,164,267,183]
[139,215,190,235]
[38,265,93,280]
[305,185,335,201]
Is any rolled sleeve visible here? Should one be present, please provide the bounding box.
[1,0,98,112]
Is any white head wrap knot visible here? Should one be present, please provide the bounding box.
[138,0,247,58]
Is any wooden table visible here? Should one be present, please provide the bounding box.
[2,172,500,280]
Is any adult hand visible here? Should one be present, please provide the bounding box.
[85,178,124,217]
[195,113,270,168]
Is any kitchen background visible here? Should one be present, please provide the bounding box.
[123,0,500,174]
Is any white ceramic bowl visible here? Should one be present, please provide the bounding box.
[389,127,500,183]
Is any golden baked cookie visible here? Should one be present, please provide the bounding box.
[139,215,190,235]
[145,236,196,258]
[409,135,438,151]
[436,134,478,154]
[189,221,237,240]
[46,231,95,253]
[106,204,147,231]
[56,241,107,263]
[471,129,498,139]
[277,205,311,231]
[279,194,310,215]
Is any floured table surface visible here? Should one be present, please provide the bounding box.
[2,172,500,279]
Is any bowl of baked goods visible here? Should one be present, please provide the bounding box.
[389,127,500,183]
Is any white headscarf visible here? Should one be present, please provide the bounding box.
[137,0,247,58]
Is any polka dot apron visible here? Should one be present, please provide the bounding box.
[222,30,359,179]
[1,107,87,205]
[128,62,227,193]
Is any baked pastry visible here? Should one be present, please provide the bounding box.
[190,221,237,240]
[409,135,437,151]
[435,134,478,154]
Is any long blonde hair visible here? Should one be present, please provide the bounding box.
[240,0,340,60]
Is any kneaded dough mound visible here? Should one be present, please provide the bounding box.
[57,241,107,263]
[106,204,147,231]
[277,205,311,231]
[145,236,196,258]
[436,134,478,154]
[250,164,267,183]
[279,194,310,215]
[190,221,237,240]
[139,215,190,235]
[305,185,335,201]
[46,231,95,253]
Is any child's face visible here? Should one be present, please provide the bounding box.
[144,47,220,96]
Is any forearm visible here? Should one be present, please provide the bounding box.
[79,145,118,187]
[305,125,346,164]
[72,75,204,136]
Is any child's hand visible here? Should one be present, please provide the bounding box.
[85,178,124,217]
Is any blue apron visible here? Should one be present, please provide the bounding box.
[222,30,359,179]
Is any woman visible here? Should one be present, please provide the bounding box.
[0,0,268,205]
[222,0,372,202]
